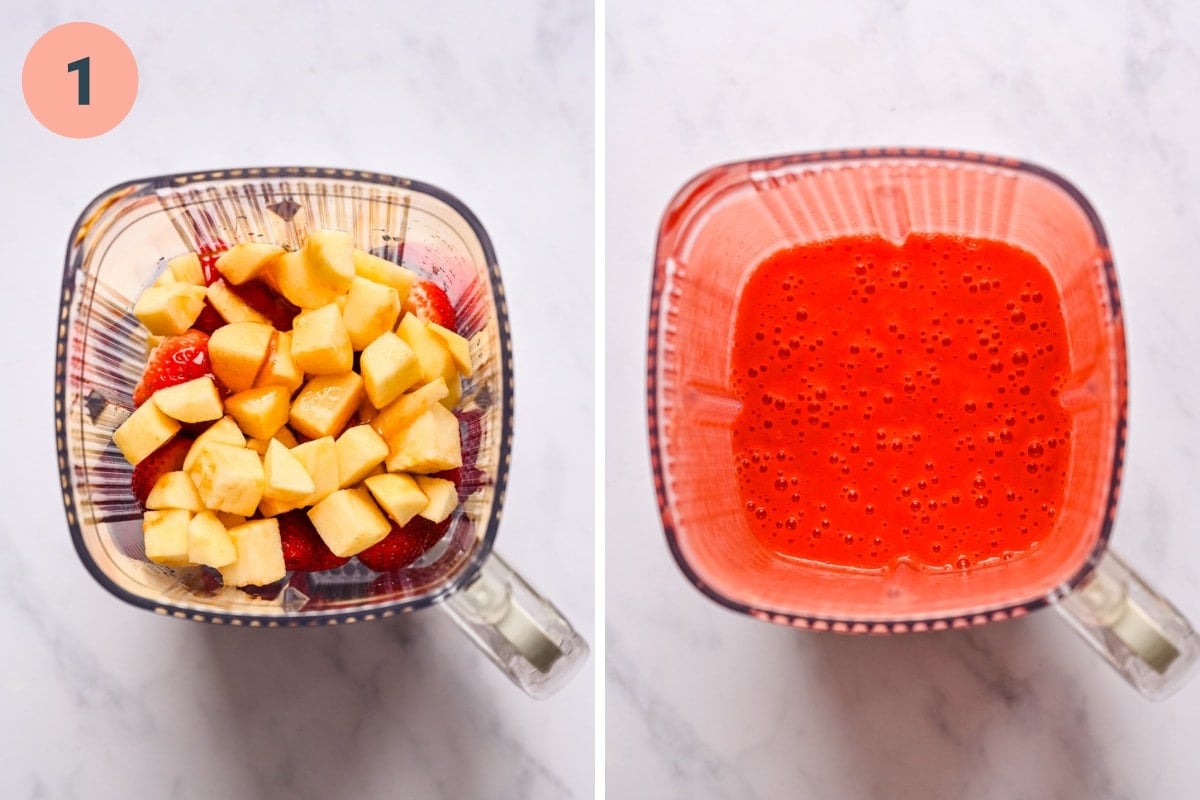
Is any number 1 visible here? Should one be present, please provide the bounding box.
[67,56,90,105]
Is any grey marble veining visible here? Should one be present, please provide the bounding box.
[2,1,593,798]
[608,1,1200,798]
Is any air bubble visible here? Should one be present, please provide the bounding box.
[1027,441,1044,458]
[1012,349,1029,367]
[975,495,989,508]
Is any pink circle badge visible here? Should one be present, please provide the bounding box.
[22,22,138,138]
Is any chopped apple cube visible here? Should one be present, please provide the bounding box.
[365,472,427,527]
[415,475,457,523]
[307,487,392,557]
[254,330,303,393]
[208,322,275,392]
[352,249,417,303]
[290,436,340,507]
[206,280,270,325]
[224,385,291,440]
[342,276,401,350]
[133,283,208,336]
[289,372,364,439]
[428,322,474,377]
[440,369,462,411]
[396,313,454,385]
[187,510,236,568]
[335,424,389,488]
[151,376,223,423]
[219,518,286,587]
[263,438,316,505]
[183,416,246,470]
[370,377,448,442]
[113,402,181,465]
[291,303,353,375]
[167,252,205,285]
[186,442,265,516]
[304,229,356,296]
[384,403,463,473]
[145,470,204,511]
[215,242,285,285]
[143,508,193,567]
[266,248,340,309]
[360,331,422,408]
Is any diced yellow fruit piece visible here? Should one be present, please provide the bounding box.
[206,280,270,325]
[266,248,341,309]
[168,252,205,285]
[152,269,176,288]
[208,322,275,392]
[254,330,303,393]
[335,424,389,488]
[186,442,265,516]
[304,229,356,296]
[151,376,223,423]
[384,403,463,473]
[187,510,236,568]
[291,437,340,506]
[342,276,401,351]
[428,322,474,377]
[440,369,462,411]
[365,472,427,527]
[143,509,193,567]
[224,385,291,440]
[275,427,299,448]
[145,334,165,352]
[415,475,458,523]
[290,372,364,440]
[370,377,448,442]
[113,402,181,465]
[133,284,207,336]
[219,518,286,587]
[360,331,422,408]
[291,303,353,375]
[245,437,270,456]
[307,487,391,557]
[352,249,417,303]
[215,242,285,285]
[396,313,454,385]
[145,471,203,512]
[183,416,246,470]
[263,438,316,505]
[214,511,246,528]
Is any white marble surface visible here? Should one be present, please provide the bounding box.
[607,1,1200,798]
[2,2,593,798]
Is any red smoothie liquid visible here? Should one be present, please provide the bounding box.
[730,234,1072,571]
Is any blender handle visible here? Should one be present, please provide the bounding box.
[1054,549,1198,700]
[440,550,589,698]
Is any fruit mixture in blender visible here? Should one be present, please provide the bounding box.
[111,230,478,587]
[730,233,1074,572]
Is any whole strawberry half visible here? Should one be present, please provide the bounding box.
[132,329,212,407]
[403,280,456,330]
[357,516,450,572]
[130,434,195,508]
[277,510,349,572]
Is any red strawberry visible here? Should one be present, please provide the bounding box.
[277,510,349,572]
[357,516,450,572]
[403,280,456,329]
[130,435,195,507]
[132,329,212,406]
[228,279,299,331]
[191,303,226,334]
